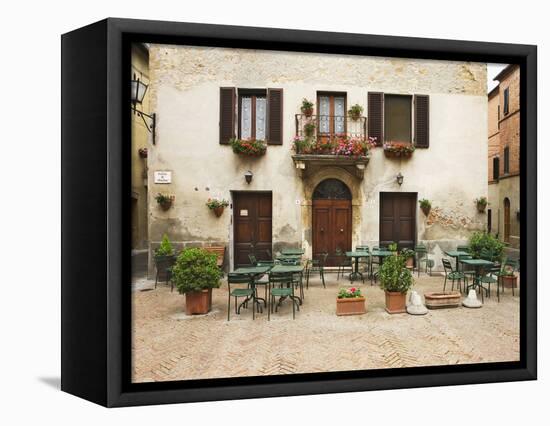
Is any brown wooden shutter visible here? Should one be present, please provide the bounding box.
[414,94,429,148]
[368,92,384,145]
[219,87,235,144]
[267,88,283,145]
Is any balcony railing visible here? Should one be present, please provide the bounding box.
[295,114,367,140]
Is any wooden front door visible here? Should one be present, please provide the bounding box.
[233,192,272,268]
[504,197,511,243]
[379,192,417,250]
[312,179,352,266]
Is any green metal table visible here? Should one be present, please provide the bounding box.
[445,250,470,271]
[232,265,272,314]
[459,258,495,302]
[281,248,305,255]
[346,251,371,282]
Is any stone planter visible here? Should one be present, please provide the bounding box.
[336,297,366,316]
[385,291,407,314]
[185,288,212,315]
[424,291,461,309]
[213,206,225,217]
[502,275,518,288]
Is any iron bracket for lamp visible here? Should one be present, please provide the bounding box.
[132,106,156,145]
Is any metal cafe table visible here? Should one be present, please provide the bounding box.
[459,258,494,302]
[345,251,371,282]
[281,248,305,255]
[276,254,302,262]
[444,250,470,271]
[232,265,272,314]
[270,263,305,304]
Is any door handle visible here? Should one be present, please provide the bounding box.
[340,228,344,233]
[320,228,324,233]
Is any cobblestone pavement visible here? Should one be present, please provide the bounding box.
[131,272,520,383]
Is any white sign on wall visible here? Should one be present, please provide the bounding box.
[154,171,172,184]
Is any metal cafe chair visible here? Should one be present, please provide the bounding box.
[335,247,353,281]
[226,273,255,321]
[268,272,297,320]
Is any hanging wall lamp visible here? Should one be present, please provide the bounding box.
[396,172,404,186]
[131,73,156,144]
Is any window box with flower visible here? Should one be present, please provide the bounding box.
[230,138,267,157]
[336,287,366,316]
[383,141,415,158]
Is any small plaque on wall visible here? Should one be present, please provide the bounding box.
[154,171,172,184]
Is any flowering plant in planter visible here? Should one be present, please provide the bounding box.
[206,198,229,217]
[337,287,362,298]
[383,141,415,157]
[475,196,488,212]
[292,135,314,154]
[332,136,369,157]
[303,121,316,137]
[138,147,148,158]
[230,138,267,156]
[155,193,175,211]
[310,138,335,154]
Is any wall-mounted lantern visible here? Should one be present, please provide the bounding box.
[516,210,520,221]
[131,73,156,144]
[245,170,253,184]
[396,172,404,186]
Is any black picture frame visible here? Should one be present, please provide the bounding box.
[61,18,537,407]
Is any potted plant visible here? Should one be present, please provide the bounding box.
[292,135,314,154]
[331,136,370,157]
[304,121,316,137]
[138,147,148,158]
[300,98,314,117]
[502,269,518,288]
[468,231,504,261]
[336,287,366,316]
[419,198,431,216]
[206,198,229,217]
[475,196,488,213]
[347,104,364,121]
[155,193,175,211]
[378,254,414,314]
[171,248,222,315]
[230,138,267,156]
[401,248,416,268]
[383,141,415,158]
[154,234,176,283]
[388,242,398,253]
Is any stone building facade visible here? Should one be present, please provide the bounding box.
[487,64,520,249]
[139,44,488,273]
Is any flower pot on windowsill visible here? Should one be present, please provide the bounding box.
[384,291,407,314]
[213,206,225,217]
[336,296,366,316]
[185,288,213,315]
[502,275,518,288]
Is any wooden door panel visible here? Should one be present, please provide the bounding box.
[313,206,330,258]
[313,199,351,267]
[380,192,416,250]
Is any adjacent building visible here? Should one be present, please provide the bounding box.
[487,64,520,249]
[139,44,488,273]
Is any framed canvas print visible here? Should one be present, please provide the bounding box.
[61,18,537,407]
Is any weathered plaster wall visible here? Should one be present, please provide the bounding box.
[147,45,487,272]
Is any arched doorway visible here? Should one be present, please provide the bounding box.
[504,197,511,243]
[312,179,352,266]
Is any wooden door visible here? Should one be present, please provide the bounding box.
[233,192,272,268]
[312,179,352,266]
[504,198,511,243]
[379,192,417,250]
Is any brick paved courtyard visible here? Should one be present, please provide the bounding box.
[131,272,520,383]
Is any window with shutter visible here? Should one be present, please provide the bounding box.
[504,146,510,174]
[219,87,235,144]
[267,88,283,145]
[503,88,510,115]
[238,89,267,140]
[493,157,500,181]
[385,94,412,143]
[367,92,384,145]
[414,94,429,148]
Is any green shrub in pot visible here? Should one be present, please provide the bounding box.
[378,254,414,293]
[171,248,222,295]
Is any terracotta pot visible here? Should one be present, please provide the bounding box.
[159,200,172,211]
[213,206,224,217]
[424,291,461,309]
[502,275,517,288]
[185,288,212,315]
[477,203,487,213]
[405,257,414,268]
[302,107,313,117]
[385,291,407,314]
[336,296,366,316]
[421,206,431,216]
[384,150,413,159]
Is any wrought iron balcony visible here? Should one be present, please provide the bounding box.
[294,113,367,140]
